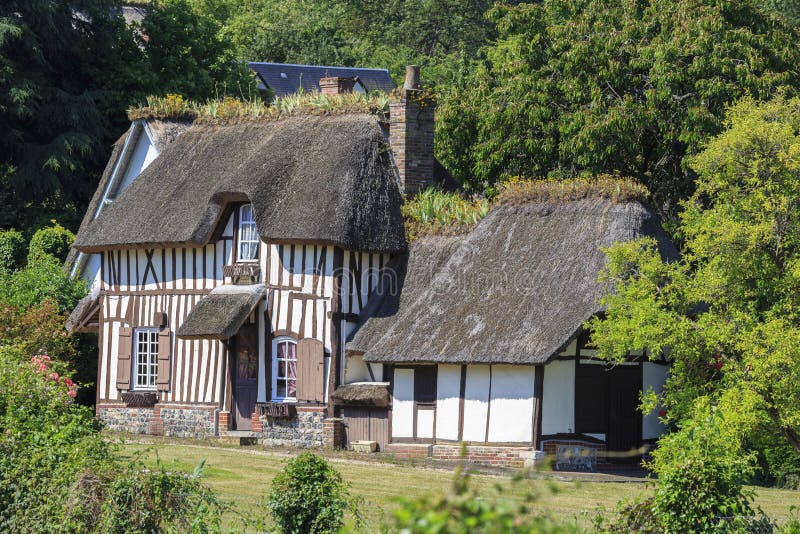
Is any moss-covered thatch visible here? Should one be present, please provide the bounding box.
[177,284,265,339]
[127,93,390,125]
[331,383,390,407]
[73,113,406,253]
[348,197,677,365]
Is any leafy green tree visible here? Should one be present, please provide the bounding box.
[0,0,149,232]
[436,0,800,212]
[588,95,800,460]
[141,0,254,100]
[0,230,25,272]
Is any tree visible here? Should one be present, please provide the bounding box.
[588,95,800,459]
[141,0,254,100]
[435,0,800,214]
[0,0,149,232]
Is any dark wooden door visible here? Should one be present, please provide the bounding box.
[342,407,389,451]
[606,367,642,459]
[233,324,258,430]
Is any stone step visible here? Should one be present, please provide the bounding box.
[219,430,258,446]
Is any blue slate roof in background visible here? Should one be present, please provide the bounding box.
[248,62,397,95]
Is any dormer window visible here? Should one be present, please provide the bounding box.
[237,204,259,262]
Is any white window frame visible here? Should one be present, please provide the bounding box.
[133,328,159,391]
[272,336,298,402]
[237,204,259,263]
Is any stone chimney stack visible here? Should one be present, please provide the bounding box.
[319,76,357,95]
[389,65,435,195]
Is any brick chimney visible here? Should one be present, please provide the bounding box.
[319,76,357,95]
[389,65,435,195]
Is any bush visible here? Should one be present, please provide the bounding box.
[99,461,222,533]
[0,229,25,272]
[28,222,74,263]
[0,253,86,312]
[0,347,113,532]
[267,452,349,534]
[650,398,760,533]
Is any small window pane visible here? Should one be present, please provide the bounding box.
[237,204,259,262]
[133,328,160,391]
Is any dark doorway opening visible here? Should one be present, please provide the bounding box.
[575,362,642,462]
[233,323,258,430]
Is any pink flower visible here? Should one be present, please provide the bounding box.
[63,378,74,388]
[67,390,77,398]
[48,372,59,384]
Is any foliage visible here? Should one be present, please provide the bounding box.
[650,398,759,533]
[0,0,149,232]
[402,188,489,240]
[0,229,25,272]
[140,0,255,101]
[267,452,349,534]
[495,176,649,206]
[202,0,494,89]
[128,91,390,124]
[0,346,113,532]
[28,221,75,263]
[391,465,578,533]
[99,461,222,533]
[435,0,800,213]
[590,95,800,455]
[0,254,86,313]
[767,0,800,26]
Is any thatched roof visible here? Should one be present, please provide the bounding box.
[65,119,191,271]
[331,382,390,407]
[65,289,101,334]
[176,284,265,339]
[349,198,678,365]
[73,114,406,253]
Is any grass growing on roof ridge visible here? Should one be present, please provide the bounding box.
[404,176,648,241]
[127,92,390,124]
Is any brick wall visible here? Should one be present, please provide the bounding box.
[322,417,344,449]
[433,445,529,468]
[384,443,433,459]
[389,66,435,195]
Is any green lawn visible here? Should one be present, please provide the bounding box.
[118,439,799,531]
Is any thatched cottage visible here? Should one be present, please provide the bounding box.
[67,66,674,467]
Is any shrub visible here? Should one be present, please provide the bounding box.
[0,347,113,532]
[650,398,761,533]
[402,188,489,241]
[267,452,348,534]
[99,461,222,533]
[28,221,75,262]
[0,229,25,272]
[0,253,87,312]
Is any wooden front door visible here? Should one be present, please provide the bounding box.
[233,324,258,430]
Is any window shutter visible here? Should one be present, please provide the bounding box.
[296,338,325,402]
[116,327,132,390]
[156,328,172,391]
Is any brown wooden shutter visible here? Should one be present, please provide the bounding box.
[116,327,132,390]
[296,338,325,402]
[156,328,172,391]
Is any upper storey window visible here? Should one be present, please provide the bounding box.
[237,204,259,262]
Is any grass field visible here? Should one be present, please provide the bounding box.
[119,439,799,531]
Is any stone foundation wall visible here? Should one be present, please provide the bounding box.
[256,408,325,448]
[97,404,216,438]
[98,406,153,434]
[161,407,215,438]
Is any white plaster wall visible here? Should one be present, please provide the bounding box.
[417,409,434,438]
[462,365,490,441]
[435,364,461,441]
[344,354,371,384]
[542,359,575,435]
[392,369,415,438]
[117,130,158,193]
[487,365,535,443]
[643,363,669,439]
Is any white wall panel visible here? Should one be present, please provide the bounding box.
[435,364,461,441]
[643,363,669,439]
[487,365,534,443]
[462,366,490,441]
[542,359,575,435]
[392,369,415,438]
